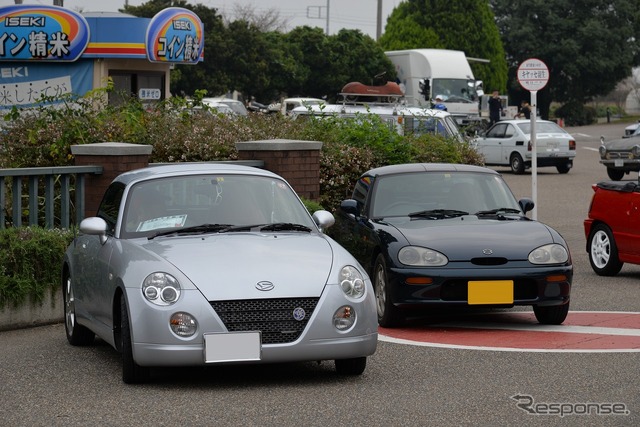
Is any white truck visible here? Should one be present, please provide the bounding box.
[385,49,485,125]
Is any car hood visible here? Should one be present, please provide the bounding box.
[139,233,333,300]
[604,135,640,149]
[387,216,555,260]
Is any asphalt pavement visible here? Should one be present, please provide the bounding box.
[0,119,638,427]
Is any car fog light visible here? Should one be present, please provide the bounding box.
[170,312,197,337]
[333,305,356,331]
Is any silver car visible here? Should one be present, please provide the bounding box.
[599,125,640,180]
[62,164,377,383]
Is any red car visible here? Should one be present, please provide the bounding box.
[584,179,640,275]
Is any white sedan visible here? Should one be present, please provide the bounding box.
[473,119,576,174]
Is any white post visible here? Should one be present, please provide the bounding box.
[530,90,538,220]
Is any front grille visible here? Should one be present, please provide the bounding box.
[211,298,319,344]
[607,152,633,160]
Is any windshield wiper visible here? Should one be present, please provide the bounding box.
[475,208,522,216]
[259,223,312,232]
[148,223,233,240]
[408,209,469,219]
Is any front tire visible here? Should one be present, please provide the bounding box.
[63,271,95,346]
[588,224,623,276]
[335,357,366,375]
[606,168,625,181]
[510,153,525,174]
[533,303,569,325]
[121,294,150,384]
[373,254,403,327]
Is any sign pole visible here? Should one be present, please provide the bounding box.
[530,90,538,220]
[517,58,549,221]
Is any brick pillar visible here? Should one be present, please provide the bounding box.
[71,142,152,218]
[235,139,323,200]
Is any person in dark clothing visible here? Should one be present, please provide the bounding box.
[487,90,503,127]
[518,101,531,119]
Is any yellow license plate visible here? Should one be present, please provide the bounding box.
[468,280,514,305]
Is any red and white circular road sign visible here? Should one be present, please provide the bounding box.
[379,311,640,352]
[517,58,549,92]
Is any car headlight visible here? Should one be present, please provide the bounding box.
[398,246,448,266]
[632,145,640,158]
[598,145,607,158]
[142,272,181,306]
[339,266,366,299]
[528,244,569,265]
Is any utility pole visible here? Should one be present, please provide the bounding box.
[376,0,382,40]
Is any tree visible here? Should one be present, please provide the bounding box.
[379,0,508,95]
[491,0,640,119]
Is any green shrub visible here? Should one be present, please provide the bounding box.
[0,227,74,307]
[554,102,597,126]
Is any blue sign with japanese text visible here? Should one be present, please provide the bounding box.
[0,5,90,62]
[145,7,204,64]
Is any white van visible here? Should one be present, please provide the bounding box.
[291,102,463,141]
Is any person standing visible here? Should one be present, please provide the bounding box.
[487,90,503,126]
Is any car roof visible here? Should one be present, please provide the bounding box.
[363,163,498,178]
[495,119,555,125]
[292,103,451,118]
[113,163,279,186]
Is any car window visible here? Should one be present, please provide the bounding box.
[504,124,516,138]
[120,174,316,238]
[352,175,372,212]
[97,182,125,235]
[517,122,566,134]
[487,123,508,138]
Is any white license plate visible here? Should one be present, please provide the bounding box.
[204,331,261,363]
[614,159,624,167]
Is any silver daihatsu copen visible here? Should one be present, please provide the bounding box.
[62,163,377,383]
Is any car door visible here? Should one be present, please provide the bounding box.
[617,186,640,258]
[476,123,509,164]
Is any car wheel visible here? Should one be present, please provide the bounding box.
[510,153,525,174]
[588,224,623,276]
[335,357,367,375]
[121,294,150,384]
[533,303,569,325]
[373,254,403,327]
[606,168,625,181]
[556,163,571,174]
[63,271,95,346]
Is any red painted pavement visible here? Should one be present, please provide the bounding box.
[378,311,640,352]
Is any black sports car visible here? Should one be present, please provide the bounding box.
[329,163,573,327]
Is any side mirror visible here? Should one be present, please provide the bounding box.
[79,217,109,244]
[340,199,360,217]
[518,198,535,214]
[312,210,335,232]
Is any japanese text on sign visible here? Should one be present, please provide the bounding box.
[517,58,549,92]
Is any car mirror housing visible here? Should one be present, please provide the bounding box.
[340,199,360,217]
[79,217,109,244]
[518,198,535,214]
[312,210,335,232]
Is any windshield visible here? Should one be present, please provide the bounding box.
[432,78,477,103]
[371,171,521,218]
[121,174,316,238]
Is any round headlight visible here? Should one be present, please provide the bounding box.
[528,244,569,265]
[632,145,640,157]
[598,145,607,157]
[170,312,197,337]
[398,246,448,266]
[333,306,356,331]
[339,266,366,299]
[142,272,181,306]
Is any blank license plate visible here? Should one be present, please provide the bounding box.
[614,159,624,167]
[204,331,261,363]
[468,280,514,305]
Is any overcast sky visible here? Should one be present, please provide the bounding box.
[4,0,402,39]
